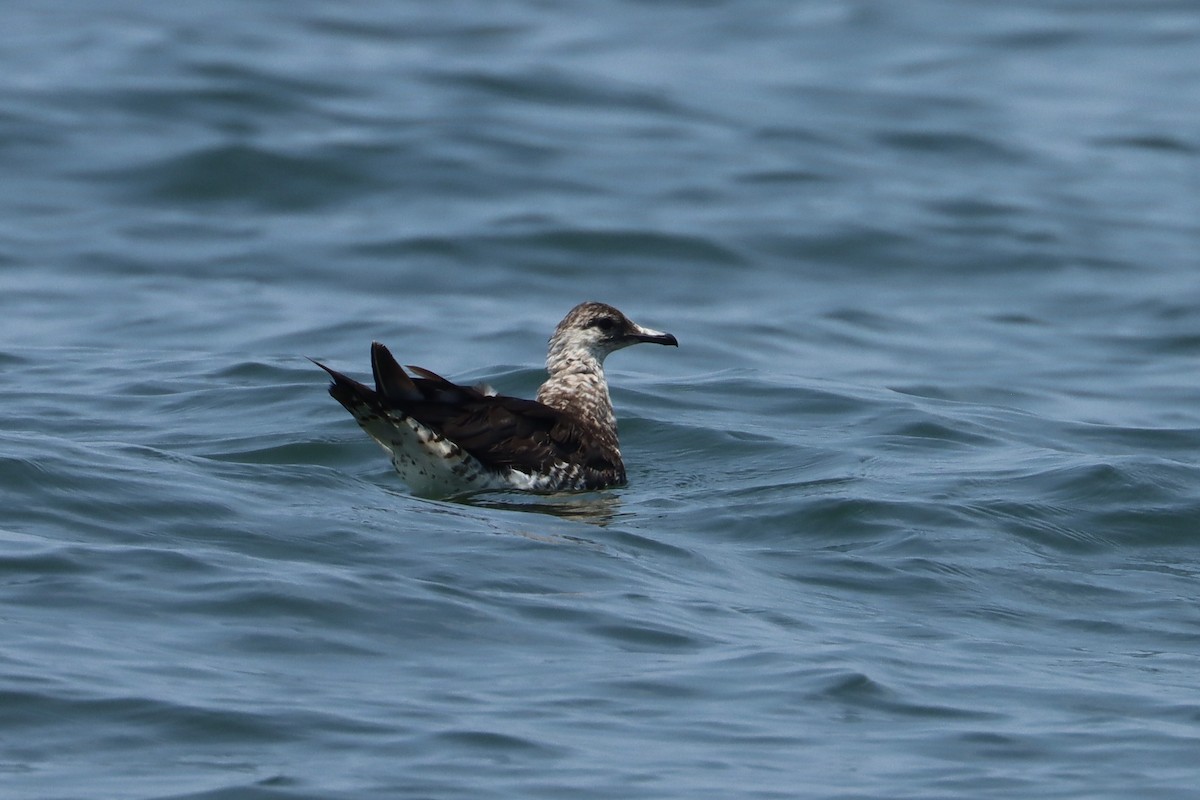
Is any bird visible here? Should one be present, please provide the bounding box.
[312,302,678,497]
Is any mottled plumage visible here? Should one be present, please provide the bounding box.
[313,302,677,496]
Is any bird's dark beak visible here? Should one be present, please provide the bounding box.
[631,324,678,347]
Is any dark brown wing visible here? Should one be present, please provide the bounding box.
[424,394,621,477]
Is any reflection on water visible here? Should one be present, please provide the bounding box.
[377,483,624,528]
[465,490,625,527]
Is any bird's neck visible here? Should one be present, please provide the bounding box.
[545,345,605,380]
[537,355,617,435]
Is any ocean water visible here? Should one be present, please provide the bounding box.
[3,1,1199,798]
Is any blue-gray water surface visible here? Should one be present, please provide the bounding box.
[3,2,1199,798]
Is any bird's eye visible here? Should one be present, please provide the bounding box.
[592,317,617,332]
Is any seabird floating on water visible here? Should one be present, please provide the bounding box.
[313,302,678,496]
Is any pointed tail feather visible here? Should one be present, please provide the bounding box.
[371,342,421,404]
[309,357,380,411]
[406,365,451,384]
[312,352,420,458]
[315,344,480,443]
[407,364,490,403]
